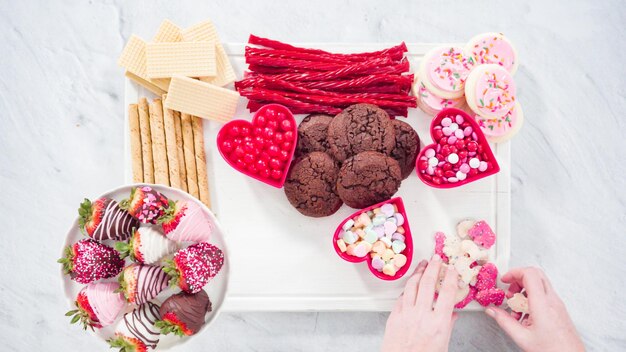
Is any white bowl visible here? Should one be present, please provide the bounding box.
[60,183,230,350]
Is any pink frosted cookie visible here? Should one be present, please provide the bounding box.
[473,102,524,143]
[465,32,518,75]
[468,220,496,249]
[419,46,474,99]
[414,76,465,116]
[465,64,516,119]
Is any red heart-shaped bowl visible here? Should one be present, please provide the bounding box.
[332,197,414,281]
[217,104,297,188]
[415,108,500,188]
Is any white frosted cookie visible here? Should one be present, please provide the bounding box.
[465,32,519,75]
[465,64,516,119]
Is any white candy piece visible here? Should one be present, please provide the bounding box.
[428,157,439,167]
[448,153,459,164]
[456,219,476,238]
[450,123,459,132]
[507,292,529,314]
[469,158,480,168]
[454,256,480,285]
[456,171,467,181]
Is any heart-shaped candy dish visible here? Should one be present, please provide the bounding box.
[217,104,297,188]
[333,197,413,281]
[416,108,499,188]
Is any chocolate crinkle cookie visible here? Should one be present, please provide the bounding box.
[336,151,402,209]
[327,104,396,162]
[284,152,343,217]
[295,113,333,157]
[390,119,420,179]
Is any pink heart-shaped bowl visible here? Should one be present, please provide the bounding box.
[217,104,297,188]
[332,197,413,281]
[415,108,500,188]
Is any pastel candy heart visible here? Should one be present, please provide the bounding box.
[372,241,386,254]
[357,213,372,227]
[364,230,378,244]
[342,219,355,231]
[371,256,385,270]
[380,203,395,217]
[384,221,397,236]
[342,231,358,244]
[394,213,404,226]
[392,240,406,254]
[382,264,397,276]
[372,215,386,226]
[353,243,369,257]
[393,254,407,268]
[382,249,395,261]
[391,233,405,242]
[380,236,392,248]
[373,225,385,238]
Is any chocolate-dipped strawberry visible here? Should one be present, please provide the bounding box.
[155,290,212,336]
[120,186,169,224]
[158,200,214,243]
[78,198,139,241]
[116,227,178,265]
[108,302,161,351]
[163,242,224,294]
[59,239,124,284]
[66,282,125,330]
[118,264,169,305]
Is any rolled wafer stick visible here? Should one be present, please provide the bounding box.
[149,99,169,185]
[138,98,154,183]
[128,104,143,183]
[162,103,181,189]
[181,113,199,198]
[191,116,210,208]
[173,111,188,192]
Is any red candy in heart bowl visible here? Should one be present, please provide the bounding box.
[416,108,500,188]
[333,197,413,281]
[217,104,297,188]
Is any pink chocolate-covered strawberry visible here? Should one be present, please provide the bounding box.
[116,227,178,265]
[118,263,169,305]
[66,282,125,330]
[59,239,124,284]
[120,186,169,224]
[158,200,214,243]
[468,220,496,249]
[475,287,505,306]
[163,243,224,294]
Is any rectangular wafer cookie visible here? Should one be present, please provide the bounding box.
[182,20,236,86]
[146,41,216,79]
[119,35,170,92]
[153,19,182,42]
[164,75,239,123]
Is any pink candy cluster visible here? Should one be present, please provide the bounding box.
[417,112,496,186]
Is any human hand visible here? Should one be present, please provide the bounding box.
[381,255,459,352]
[485,267,584,352]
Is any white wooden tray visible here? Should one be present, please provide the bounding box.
[125,43,511,311]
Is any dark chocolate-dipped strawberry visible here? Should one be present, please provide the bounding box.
[155,290,212,336]
[78,198,138,241]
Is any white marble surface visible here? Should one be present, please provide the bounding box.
[1,0,624,351]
